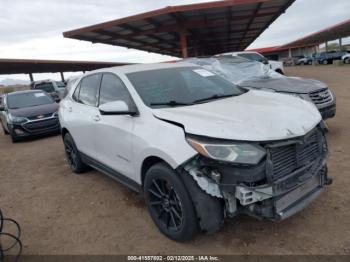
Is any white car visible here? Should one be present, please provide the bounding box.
[342,53,350,64]
[59,63,331,241]
[215,51,285,75]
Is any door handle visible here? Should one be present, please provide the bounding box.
[68,107,72,112]
[92,115,101,122]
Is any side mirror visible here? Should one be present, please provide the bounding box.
[0,106,4,111]
[99,101,137,116]
[262,58,269,65]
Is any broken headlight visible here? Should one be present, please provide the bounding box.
[187,137,266,165]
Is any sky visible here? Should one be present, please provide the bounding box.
[0,0,350,82]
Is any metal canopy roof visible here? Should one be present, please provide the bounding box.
[63,0,295,58]
[0,59,130,75]
[282,19,350,48]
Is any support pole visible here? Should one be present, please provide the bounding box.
[339,38,342,51]
[60,72,65,82]
[180,30,188,58]
[29,73,34,83]
[288,48,292,58]
[325,41,328,52]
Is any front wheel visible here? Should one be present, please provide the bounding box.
[345,58,350,64]
[144,163,198,241]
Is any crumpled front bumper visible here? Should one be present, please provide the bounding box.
[182,127,331,222]
[245,165,330,221]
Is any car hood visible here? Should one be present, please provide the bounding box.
[152,90,321,141]
[239,76,327,94]
[9,103,59,118]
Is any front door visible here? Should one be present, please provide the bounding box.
[94,73,136,178]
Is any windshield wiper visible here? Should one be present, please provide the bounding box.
[150,101,193,107]
[193,94,237,104]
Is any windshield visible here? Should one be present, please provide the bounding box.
[7,92,54,109]
[56,81,66,88]
[127,67,246,108]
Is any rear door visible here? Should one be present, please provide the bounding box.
[68,73,102,158]
[94,73,136,178]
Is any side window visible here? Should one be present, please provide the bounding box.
[79,74,101,106]
[99,74,133,107]
[72,82,81,102]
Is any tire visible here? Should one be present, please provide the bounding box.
[345,58,350,64]
[144,163,198,241]
[10,134,19,143]
[322,60,328,65]
[300,61,305,65]
[63,133,88,174]
[8,127,20,143]
[308,60,312,65]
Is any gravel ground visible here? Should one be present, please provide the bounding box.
[0,65,349,255]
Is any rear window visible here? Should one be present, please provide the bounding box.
[7,92,54,109]
[56,81,66,88]
[34,82,55,92]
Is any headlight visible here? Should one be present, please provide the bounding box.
[8,114,27,124]
[53,111,59,117]
[187,137,266,165]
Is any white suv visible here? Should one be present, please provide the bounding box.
[59,63,331,241]
[215,51,285,75]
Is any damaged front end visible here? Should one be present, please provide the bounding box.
[179,125,332,228]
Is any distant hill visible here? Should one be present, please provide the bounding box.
[0,78,30,86]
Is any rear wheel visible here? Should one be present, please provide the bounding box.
[322,60,328,65]
[63,133,88,174]
[144,163,198,241]
[345,58,350,64]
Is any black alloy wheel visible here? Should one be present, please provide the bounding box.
[144,163,198,241]
[148,178,184,232]
[64,138,78,170]
[63,133,87,174]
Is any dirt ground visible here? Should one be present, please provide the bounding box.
[0,65,349,255]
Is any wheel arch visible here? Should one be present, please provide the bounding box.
[141,156,172,188]
[275,69,284,75]
[61,127,69,139]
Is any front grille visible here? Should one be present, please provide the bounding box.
[22,118,59,132]
[309,89,332,105]
[268,129,324,180]
[27,113,53,120]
